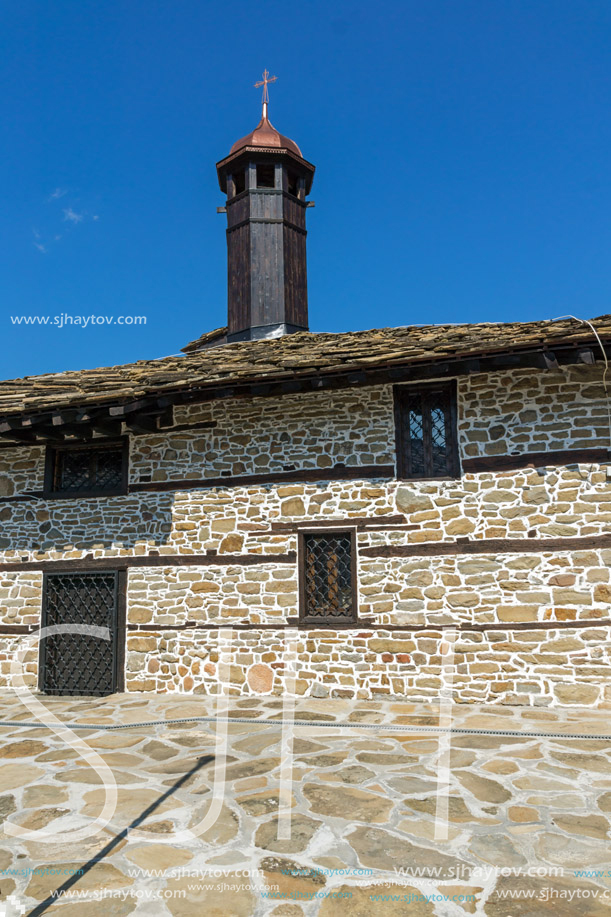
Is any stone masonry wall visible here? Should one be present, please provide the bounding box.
[0,363,609,706]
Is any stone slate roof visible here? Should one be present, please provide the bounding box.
[1,314,610,418]
[181,327,228,352]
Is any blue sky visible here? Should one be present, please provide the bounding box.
[1,0,610,381]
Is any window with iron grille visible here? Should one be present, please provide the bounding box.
[40,571,122,696]
[45,441,127,496]
[299,531,356,624]
[394,383,459,479]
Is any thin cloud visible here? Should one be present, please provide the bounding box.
[48,187,67,201]
[32,229,46,253]
[63,207,84,224]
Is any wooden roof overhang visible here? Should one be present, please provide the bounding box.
[0,332,606,449]
[216,145,316,195]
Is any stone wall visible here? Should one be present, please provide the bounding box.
[459,363,609,457]
[124,623,611,708]
[0,364,609,705]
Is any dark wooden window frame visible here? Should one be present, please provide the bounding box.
[393,381,460,480]
[43,438,129,499]
[297,528,358,627]
[38,568,126,695]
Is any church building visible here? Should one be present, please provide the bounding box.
[1,81,610,706]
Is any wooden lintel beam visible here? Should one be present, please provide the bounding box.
[108,398,169,418]
[51,409,81,426]
[279,381,304,394]
[360,533,611,559]
[84,415,123,437]
[51,424,93,439]
[123,415,160,435]
[25,426,67,443]
[458,358,481,374]
[0,426,39,443]
[462,446,611,474]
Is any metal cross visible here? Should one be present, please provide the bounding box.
[254,69,277,107]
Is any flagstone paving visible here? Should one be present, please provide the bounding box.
[0,694,609,914]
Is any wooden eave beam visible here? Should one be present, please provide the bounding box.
[123,415,160,435]
[0,340,609,440]
[0,424,39,443]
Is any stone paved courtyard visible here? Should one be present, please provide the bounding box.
[0,695,610,915]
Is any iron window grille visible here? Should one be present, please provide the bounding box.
[394,382,459,479]
[44,440,128,497]
[40,571,125,696]
[299,530,357,625]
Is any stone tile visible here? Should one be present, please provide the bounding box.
[0,879,16,899]
[397,818,462,842]
[0,763,43,790]
[452,735,529,749]
[296,752,349,767]
[224,756,280,781]
[14,806,71,830]
[255,814,321,854]
[81,786,184,821]
[513,775,576,792]
[598,792,611,812]
[535,831,611,867]
[508,805,539,823]
[125,843,194,869]
[22,784,69,807]
[232,732,280,755]
[347,825,470,877]
[318,883,435,915]
[303,784,392,823]
[354,752,414,766]
[388,775,441,795]
[551,813,610,839]
[38,901,136,916]
[164,871,255,916]
[439,885,483,914]
[405,795,499,825]
[450,750,477,768]
[84,733,145,749]
[551,752,611,774]
[260,855,326,898]
[457,771,512,804]
[483,759,520,775]
[26,862,132,898]
[526,793,583,808]
[486,875,611,915]
[0,740,48,758]
[96,752,144,767]
[469,833,526,867]
[188,802,239,844]
[291,738,328,754]
[330,765,375,785]
[20,832,128,864]
[55,767,147,785]
[0,794,16,825]
[236,790,295,816]
[141,739,179,760]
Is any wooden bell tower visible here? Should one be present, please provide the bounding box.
[216,73,315,342]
